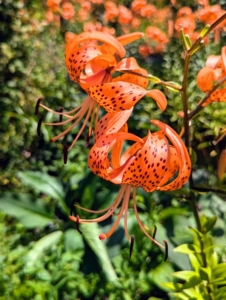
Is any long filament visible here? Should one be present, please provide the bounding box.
[123,185,132,242]
[71,185,126,224]
[133,188,164,249]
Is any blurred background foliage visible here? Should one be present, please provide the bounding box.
[0,0,226,299]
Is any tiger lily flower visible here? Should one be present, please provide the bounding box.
[197,46,226,106]
[37,31,167,153]
[70,110,191,248]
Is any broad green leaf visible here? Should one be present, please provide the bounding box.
[188,253,201,272]
[172,293,188,300]
[188,226,203,239]
[215,286,226,300]
[18,171,68,214]
[174,244,200,254]
[208,251,218,269]
[199,215,207,227]
[162,282,182,291]
[199,267,211,281]
[212,263,226,279]
[64,229,84,251]
[181,275,202,290]
[80,223,118,283]
[25,231,63,267]
[182,288,205,300]
[172,271,199,281]
[148,262,174,291]
[202,216,217,233]
[200,24,211,38]
[0,192,55,228]
[210,278,226,285]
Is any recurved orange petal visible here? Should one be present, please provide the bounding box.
[66,45,101,83]
[151,120,191,191]
[100,32,144,56]
[197,66,215,91]
[88,132,142,182]
[94,108,133,141]
[87,82,167,112]
[70,31,126,58]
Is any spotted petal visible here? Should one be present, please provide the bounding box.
[88,132,142,183]
[87,82,167,112]
[151,120,191,191]
[121,131,170,191]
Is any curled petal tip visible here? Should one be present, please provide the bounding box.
[99,233,106,240]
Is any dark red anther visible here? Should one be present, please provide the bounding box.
[35,97,43,116]
[163,240,168,261]
[86,133,90,147]
[76,215,82,234]
[152,225,157,239]
[59,107,64,122]
[129,235,135,258]
[37,116,43,136]
[63,145,68,164]
[70,199,76,216]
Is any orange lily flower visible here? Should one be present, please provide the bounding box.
[70,110,191,245]
[37,31,167,152]
[197,46,226,106]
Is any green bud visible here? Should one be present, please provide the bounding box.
[147,74,161,83]
[181,29,192,51]
[200,24,211,38]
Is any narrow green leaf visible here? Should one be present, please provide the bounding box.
[172,271,199,281]
[210,278,226,285]
[199,267,211,281]
[202,216,217,233]
[188,253,201,272]
[174,244,200,254]
[18,171,68,214]
[25,231,63,267]
[215,286,226,299]
[200,24,211,38]
[182,288,205,300]
[147,74,161,83]
[188,226,203,239]
[163,82,181,93]
[162,282,182,291]
[0,192,55,228]
[80,223,118,283]
[212,263,226,279]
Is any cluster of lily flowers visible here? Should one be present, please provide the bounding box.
[36,31,193,256]
[45,0,226,56]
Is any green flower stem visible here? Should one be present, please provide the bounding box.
[181,53,202,230]
[182,47,214,300]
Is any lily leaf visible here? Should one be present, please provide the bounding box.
[0,192,55,228]
[25,231,63,267]
[18,171,68,214]
[80,223,119,283]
